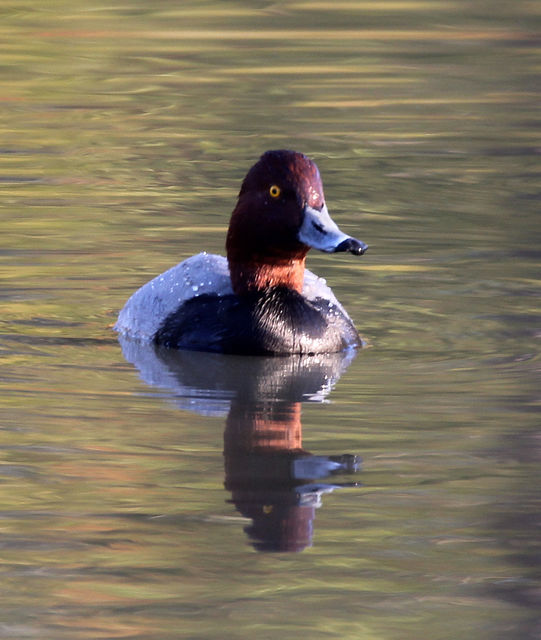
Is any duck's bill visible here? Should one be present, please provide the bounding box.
[298,204,368,255]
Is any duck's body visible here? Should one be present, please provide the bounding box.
[115,253,360,354]
[115,150,368,355]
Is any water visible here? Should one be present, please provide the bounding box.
[1,1,540,639]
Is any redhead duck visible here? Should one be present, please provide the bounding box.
[115,150,368,355]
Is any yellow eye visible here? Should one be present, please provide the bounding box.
[269,185,281,198]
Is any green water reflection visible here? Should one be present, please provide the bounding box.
[1,1,540,639]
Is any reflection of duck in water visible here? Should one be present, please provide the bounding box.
[118,342,362,552]
[224,394,360,553]
[115,150,368,354]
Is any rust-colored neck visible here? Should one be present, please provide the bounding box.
[228,258,306,295]
[225,401,304,454]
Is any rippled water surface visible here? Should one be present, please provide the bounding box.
[1,2,540,639]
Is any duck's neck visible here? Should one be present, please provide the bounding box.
[228,257,306,296]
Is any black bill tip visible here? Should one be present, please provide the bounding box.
[334,237,368,256]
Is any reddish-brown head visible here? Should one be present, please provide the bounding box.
[226,150,367,295]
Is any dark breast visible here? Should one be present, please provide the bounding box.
[154,286,360,355]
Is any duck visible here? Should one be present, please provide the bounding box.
[114,150,368,355]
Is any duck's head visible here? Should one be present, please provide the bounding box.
[226,150,368,295]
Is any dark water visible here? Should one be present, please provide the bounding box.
[1,2,540,639]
